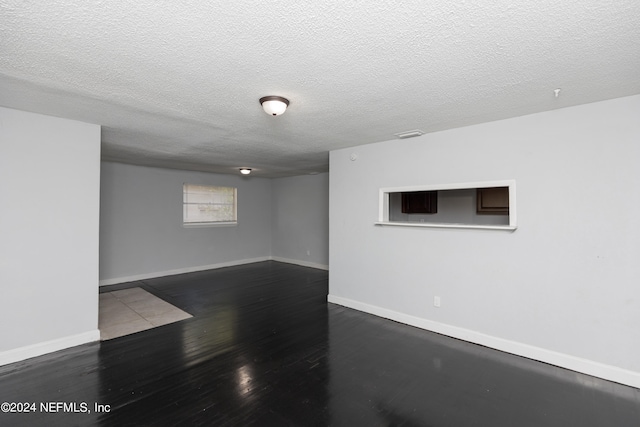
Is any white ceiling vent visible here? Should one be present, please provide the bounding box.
[394,130,425,139]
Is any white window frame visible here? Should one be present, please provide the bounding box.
[376,180,517,231]
[183,184,238,228]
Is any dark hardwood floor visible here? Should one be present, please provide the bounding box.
[1,261,638,426]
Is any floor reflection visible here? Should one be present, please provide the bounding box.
[1,262,638,426]
[326,304,640,427]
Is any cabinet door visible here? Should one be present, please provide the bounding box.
[401,191,438,214]
[476,187,509,214]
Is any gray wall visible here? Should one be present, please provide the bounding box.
[0,107,100,356]
[329,95,640,387]
[271,173,329,269]
[100,162,273,282]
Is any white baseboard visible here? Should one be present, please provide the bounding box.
[270,256,329,271]
[0,330,100,367]
[100,256,328,286]
[99,256,272,286]
[327,294,640,389]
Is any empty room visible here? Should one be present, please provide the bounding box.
[1,1,640,426]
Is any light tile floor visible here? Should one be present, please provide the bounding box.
[99,287,192,340]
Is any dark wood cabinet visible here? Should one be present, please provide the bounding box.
[401,191,438,214]
[476,187,509,215]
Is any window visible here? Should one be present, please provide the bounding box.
[183,184,237,226]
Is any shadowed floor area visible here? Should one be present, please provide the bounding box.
[0,261,638,426]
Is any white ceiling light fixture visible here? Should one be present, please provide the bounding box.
[259,96,289,116]
[239,168,252,175]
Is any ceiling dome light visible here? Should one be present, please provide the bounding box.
[239,168,252,175]
[259,96,289,116]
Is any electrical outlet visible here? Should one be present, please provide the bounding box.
[434,296,441,308]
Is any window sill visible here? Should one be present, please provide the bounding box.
[183,222,238,228]
[374,221,516,231]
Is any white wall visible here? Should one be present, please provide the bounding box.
[99,162,273,283]
[0,107,101,363]
[329,95,640,387]
[271,173,329,269]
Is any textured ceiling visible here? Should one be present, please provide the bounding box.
[1,1,639,177]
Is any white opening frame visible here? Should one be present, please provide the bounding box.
[376,180,517,231]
